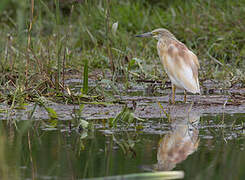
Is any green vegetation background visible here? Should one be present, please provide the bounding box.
[0,0,244,103]
[0,1,245,179]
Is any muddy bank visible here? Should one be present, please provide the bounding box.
[0,92,244,121]
[0,78,244,120]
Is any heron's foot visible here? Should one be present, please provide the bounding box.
[168,95,176,104]
[171,97,175,105]
[171,84,176,105]
[183,90,187,103]
[168,94,173,104]
[168,99,175,104]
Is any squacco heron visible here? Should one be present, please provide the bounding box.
[136,28,200,104]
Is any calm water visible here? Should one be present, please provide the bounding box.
[0,113,244,180]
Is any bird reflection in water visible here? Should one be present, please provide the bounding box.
[155,112,200,171]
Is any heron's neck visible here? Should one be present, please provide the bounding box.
[158,36,177,46]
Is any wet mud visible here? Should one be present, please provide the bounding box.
[0,78,244,121]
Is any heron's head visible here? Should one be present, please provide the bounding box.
[136,28,176,40]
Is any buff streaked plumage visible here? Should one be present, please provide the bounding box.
[136,28,200,104]
[158,39,200,94]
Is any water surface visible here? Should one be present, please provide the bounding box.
[0,113,244,180]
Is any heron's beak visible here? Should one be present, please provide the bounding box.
[135,32,152,38]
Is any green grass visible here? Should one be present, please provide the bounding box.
[0,0,244,107]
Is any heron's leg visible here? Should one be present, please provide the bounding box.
[171,84,176,104]
[168,91,172,104]
[184,90,187,103]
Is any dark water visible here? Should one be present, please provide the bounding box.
[0,113,244,180]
